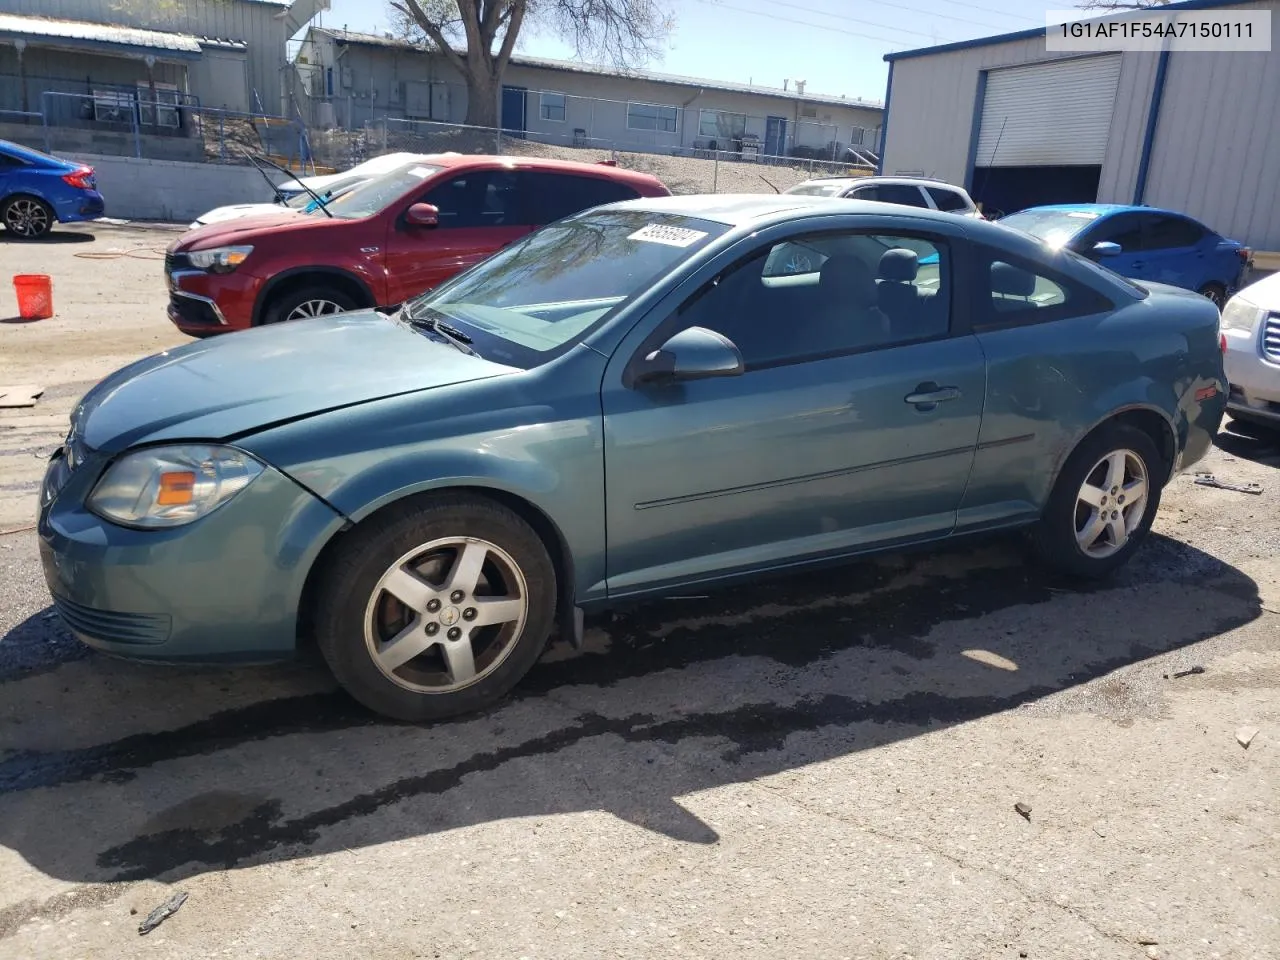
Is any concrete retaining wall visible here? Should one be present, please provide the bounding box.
[69,154,277,223]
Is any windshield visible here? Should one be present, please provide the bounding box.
[405,210,730,367]
[998,208,1101,249]
[323,162,443,220]
[785,180,852,197]
[283,175,363,209]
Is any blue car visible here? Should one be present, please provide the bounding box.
[39,195,1227,721]
[0,139,105,240]
[998,204,1251,309]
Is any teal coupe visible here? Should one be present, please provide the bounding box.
[39,195,1227,721]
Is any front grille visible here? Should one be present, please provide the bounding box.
[1264,315,1280,364]
[165,251,190,274]
[168,293,220,327]
[52,595,171,645]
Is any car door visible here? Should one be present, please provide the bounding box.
[599,222,986,597]
[1134,213,1208,290]
[382,168,534,303]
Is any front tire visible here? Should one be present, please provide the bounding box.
[261,284,357,325]
[1031,424,1164,579]
[313,495,557,722]
[1,195,54,240]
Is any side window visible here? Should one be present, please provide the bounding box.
[522,172,639,225]
[926,187,969,212]
[1144,214,1204,250]
[856,184,930,208]
[1086,213,1146,252]
[422,170,520,228]
[974,247,1112,329]
[0,154,24,169]
[671,231,951,370]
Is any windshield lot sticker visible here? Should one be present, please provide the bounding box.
[1066,211,1099,219]
[407,166,434,178]
[628,224,708,247]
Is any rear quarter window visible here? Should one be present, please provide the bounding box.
[972,245,1115,330]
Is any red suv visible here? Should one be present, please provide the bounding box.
[165,154,671,334]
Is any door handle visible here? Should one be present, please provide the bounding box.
[905,383,961,407]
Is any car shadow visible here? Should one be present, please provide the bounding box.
[0,229,95,245]
[0,534,1262,887]
[1215,417,1280,467]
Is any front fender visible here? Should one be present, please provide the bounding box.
[240,370,610,603]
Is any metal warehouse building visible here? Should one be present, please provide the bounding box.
[878,0,1280,258]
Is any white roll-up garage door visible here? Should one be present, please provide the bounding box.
[975,55,1122,167]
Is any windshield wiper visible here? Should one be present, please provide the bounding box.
[402,306,477,355]
[238,147,334,219]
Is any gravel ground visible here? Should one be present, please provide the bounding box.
[0,224,1278,960]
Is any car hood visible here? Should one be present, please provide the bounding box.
[173,209,337,250]
[72,310,519,454]
[191,202,284,227]
[1237,269,1280,309]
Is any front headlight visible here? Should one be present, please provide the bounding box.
[1221,296,1263,333]
[187,245,254,273]
[87,444,264,529]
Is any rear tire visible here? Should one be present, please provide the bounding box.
[261,284,357,325]
[1030,423,1164,580]
[313,495,557,722]
[1199,282,1227,311]
[1,194,54,240]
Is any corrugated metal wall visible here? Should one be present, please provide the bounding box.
[880,0,1280,249]
[1142,4,1280,249]
[0,0,292,113]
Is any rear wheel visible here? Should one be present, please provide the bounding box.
[1199,282,1227,311]
[1030,423,1164,579]
[261,284,357,325]
[313,495,557,722]
[1,195,54,240]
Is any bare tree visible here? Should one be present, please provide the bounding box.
[389,0,674,128]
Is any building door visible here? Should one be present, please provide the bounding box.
[765,116,787,157]
[970,55,1121,216]
[501,86,527,138]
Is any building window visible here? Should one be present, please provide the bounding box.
[136,82,181,129]
[698,109,747,140]
[540,91,566,122]
[849,126,866,146]
[92,89,135,124]
[626,101,678,133]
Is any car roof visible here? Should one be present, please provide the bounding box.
[801,174,963,189]
[604,193,967,227]
[429,153,665,187]
[1024,202,1197,220]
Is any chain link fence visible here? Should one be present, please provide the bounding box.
[306,117,874,195]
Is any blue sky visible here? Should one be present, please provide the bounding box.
[316,0,1083,104]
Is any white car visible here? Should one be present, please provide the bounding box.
[784,175,984,218]
[188,152,454,229]
[1221,269,1280,430]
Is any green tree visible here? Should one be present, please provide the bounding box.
[390,0,674,128]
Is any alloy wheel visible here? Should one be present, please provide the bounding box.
[1073,449,1149,559]
[363,537,529,693]
[285,298,345,321]
[4,199,50,238]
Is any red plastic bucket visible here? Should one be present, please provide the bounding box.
[13,274,53,321]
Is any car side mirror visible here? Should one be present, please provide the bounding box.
[634,326,744,385]
[406,202,439,227]
[1092,241,1122,258]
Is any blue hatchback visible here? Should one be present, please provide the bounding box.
[0,139,105,240]
[998,204,1251,309]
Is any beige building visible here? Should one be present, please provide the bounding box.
[294,27,884,163]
